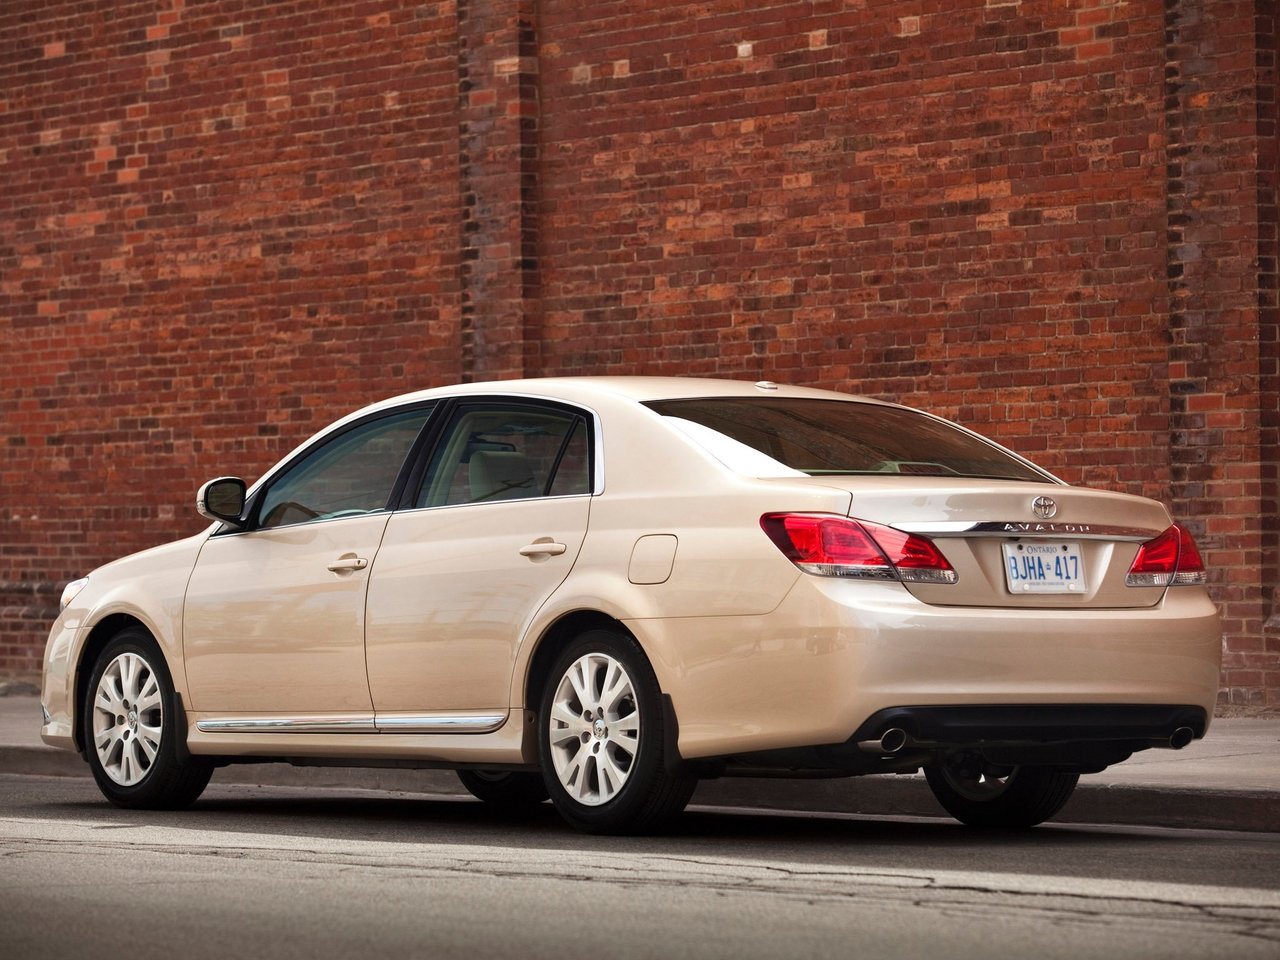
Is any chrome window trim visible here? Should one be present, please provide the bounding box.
[391,491,592,519]
[893,521,1160,542]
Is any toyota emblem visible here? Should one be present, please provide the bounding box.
[1031,496,1058,520]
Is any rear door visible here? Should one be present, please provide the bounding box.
[364,400,593,720]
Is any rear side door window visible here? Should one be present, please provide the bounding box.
[414,403,591,509]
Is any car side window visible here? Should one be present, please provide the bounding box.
[257,406,434,529]
[416,404,590,508]
[547,418,590,497]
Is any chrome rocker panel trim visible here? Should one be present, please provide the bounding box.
[375,714,507,734]
[194,713,508,735]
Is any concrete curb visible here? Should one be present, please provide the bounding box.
[694,775,1280,833]
[0,682,39,697]
[5,744,1276,833]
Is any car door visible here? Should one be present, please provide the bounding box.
[363,400,593,723]
[182,405,435,716]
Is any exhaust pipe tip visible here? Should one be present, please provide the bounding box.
[857,727,910,755]
[1169,726,1194,750]
[879,727,909,754]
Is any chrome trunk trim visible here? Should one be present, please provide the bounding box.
[893,521,1159,541]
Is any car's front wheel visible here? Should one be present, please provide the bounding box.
[924,752,1078,828]
[538,629,696,834]
[83,628,213,809]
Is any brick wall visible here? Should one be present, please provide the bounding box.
[2,0,1276,706]
[537,0,1173,491]
[1,0,464,672]
[1264,10,1280,690]
[1160,0,1276,704]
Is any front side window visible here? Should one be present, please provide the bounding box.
[257,406,434,529]
[416,404,590,508]
[645,397,1048,482]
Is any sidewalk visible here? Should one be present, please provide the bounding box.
[2,692,1276,832]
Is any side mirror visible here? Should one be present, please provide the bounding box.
[196,477,247,526]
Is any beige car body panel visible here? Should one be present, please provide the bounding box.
[40,533,205,751]
[182,513,392,714]
[364,494,591,713]
[42,376,1223,769]
[636,579,1222,760]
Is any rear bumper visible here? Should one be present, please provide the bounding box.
[849,703,1208,745]
[639,576,1222,761]
[708,703,1209,776]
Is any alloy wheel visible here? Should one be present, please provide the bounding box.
[547,652,640,806]
[91,651,164,786]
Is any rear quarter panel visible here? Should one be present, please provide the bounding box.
[510,396,854,707]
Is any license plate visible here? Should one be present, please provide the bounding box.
[1002,541,1086,594]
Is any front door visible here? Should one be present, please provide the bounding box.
[183,406,434,715]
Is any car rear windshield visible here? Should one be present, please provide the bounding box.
[644,397,1048,482]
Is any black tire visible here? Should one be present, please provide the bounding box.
[456,769,550,808]
[538,629,697,835]
[924,753,1078,828]
[82,628,213,809]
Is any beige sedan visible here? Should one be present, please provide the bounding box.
[41,377,1221,833]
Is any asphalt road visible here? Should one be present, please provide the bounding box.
[2,775,1278,960]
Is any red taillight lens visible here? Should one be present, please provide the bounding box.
[761,514,892,574]
[1125,524,1207,587]
[1171,525,1206,584]
[761,514,957,584]
[1127,526,1179,584]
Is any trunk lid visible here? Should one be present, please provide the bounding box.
[784,477,1172,609]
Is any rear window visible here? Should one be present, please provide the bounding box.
[645,397,1047,482]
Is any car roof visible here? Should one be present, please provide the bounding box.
[361,376,890,415]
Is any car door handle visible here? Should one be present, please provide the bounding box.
[326,556,369,572]
[518,541,567,558]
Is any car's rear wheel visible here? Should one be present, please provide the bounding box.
[924,752,1078,828]
[538,629,696,834]
[456,769,549,808]
[83,629,213,809]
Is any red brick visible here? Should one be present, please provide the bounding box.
[0,0,1276,707]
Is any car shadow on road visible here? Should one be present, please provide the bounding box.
[35,774,1204,872]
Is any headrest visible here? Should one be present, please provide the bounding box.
[468,450,537,502]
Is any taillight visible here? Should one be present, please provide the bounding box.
[761,513,958,584]
[1125,524,1207,587]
